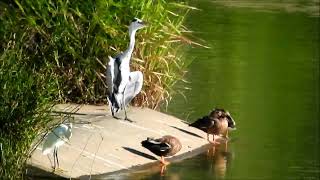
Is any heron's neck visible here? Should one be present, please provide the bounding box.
[127,29,137,55]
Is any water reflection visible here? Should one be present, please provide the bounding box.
[207,142,233,179]
[106,142,234,180]
[112,0,319,179]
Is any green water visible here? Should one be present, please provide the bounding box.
[114,1,320,179]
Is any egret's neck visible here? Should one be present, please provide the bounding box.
[127,28,137,55]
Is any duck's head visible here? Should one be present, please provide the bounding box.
[129,18,147,32]
[210,108,227,119]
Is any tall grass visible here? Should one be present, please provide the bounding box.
[1,0,194,108]
[0,0,194,178]
[0,48,58,179]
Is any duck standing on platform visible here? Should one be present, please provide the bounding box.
[141,135,182,174]
[189,108,236,145]
[106,18,147,121]
[141,135,182,165]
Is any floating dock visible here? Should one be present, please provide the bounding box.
[28,104,209,179]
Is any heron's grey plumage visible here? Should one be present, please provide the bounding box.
[106,18,146,120]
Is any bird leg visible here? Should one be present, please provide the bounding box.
[55,147,60,168]
[47,154,54,171]
[120,89,133,122]
[160,164,167,176]
[211,135,220,145]
[160,156,170,165]
[123,106,128,120]
[53,148,56,170]
[207,133,220,145]
[160,156,169,176]
[112,113,121,120]
[206,133,211,143]
[110,104,121,119]
[122,106,134,122]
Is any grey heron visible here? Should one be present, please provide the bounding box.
[42,123,72,170]
[106,18,147,121]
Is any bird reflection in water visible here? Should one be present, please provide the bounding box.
[207,140,233,179]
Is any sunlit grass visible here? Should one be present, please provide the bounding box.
[0,49,57,179]
[0,0,195,178]
[1,0,195,107]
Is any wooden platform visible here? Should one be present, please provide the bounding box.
[28,104,208,179]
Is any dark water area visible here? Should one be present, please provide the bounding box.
[111,0,320,179]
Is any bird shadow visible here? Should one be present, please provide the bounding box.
[170,126,204,139]
[122,147,157,160]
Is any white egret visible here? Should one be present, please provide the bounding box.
[106,18,147,121]
[42,123,72,170]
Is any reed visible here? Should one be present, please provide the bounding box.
[0,48,57,178]
[0,0,194,178]
[1,0,194,107]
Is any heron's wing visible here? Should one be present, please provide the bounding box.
[123,71,143,106]
[106,56,116,95]
[106,56,122,110]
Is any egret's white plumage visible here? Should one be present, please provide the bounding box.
[106,18,147,120]
[42,123,72,169]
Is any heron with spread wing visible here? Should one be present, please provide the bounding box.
[106,18,147,121]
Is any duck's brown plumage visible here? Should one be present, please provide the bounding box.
[190,108,236,143]
[141,135,182,157]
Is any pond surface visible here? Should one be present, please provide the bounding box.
[112,0,319,179]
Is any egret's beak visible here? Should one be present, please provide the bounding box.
[141,21,148,27]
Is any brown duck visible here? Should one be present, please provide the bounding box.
[189,108,236,144]
[141,135,182,165]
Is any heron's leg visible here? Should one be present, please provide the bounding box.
[111,107,120,119]
[122,87,134,122]
[53,148,56,170]
[122,106,134,122]
[46,154,53,169]
[108,95,120,119]
[55,147,59,168]
[111,106,115,117]
[111,106,120,119]
[122,92,130,121]
[121,87,127,120]
[123,103,128,120]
